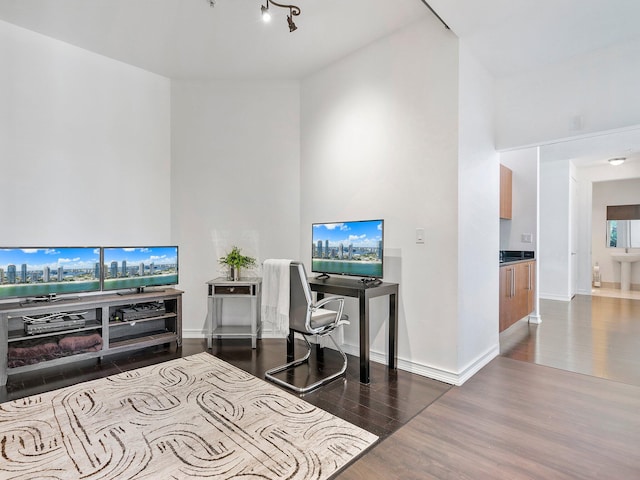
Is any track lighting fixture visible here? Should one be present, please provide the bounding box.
[205,0,300,32]
[261,0,301,32]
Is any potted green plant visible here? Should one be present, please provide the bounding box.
[219,246,256,281]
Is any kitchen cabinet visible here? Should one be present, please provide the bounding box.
[499,260,535,332]
[500,164,512,219]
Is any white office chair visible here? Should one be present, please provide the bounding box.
[265,261,350,393]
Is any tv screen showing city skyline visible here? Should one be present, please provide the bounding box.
[0,247,101,299]
[312,219,383,278]
[102,246,178,290]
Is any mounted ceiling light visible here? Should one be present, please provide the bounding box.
[261,0,301,32]
[608,157,626,166]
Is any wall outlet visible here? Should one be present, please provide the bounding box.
[521,233,533,243]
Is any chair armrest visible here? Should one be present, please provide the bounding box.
[313,296,344,310]
[308,296,348,333]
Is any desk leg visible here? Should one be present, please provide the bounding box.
[359,293,370,384]
[389,292,398,370]
[287,329,295,362]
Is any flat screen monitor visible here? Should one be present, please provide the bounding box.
[102,246,179,292]
[312,219,384,279]
[0,247,101,300]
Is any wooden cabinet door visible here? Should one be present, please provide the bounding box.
[514,262,530,320]
[525,261,536,313]
[500,164,512,219]
[500,261,536,332]
[499,265,515,332]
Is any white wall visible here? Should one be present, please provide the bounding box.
[591,178,640,287]
[500,149,538,251]
[0,20,171,247]
[495,38,640,150]
[170,80,301,336]
[539,160,572,300]
[457,42,500,378]
[301,16,467,383]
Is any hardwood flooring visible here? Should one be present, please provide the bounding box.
[0,337,451,441]
[337,357,640,479]
[501,295,640,386]
[339,294,640,479]
[3,294,639,479]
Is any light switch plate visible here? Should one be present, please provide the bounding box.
[416,228,425,244]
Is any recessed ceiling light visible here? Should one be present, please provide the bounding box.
[608,157,626,166]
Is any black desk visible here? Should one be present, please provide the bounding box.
[288,277,398,384]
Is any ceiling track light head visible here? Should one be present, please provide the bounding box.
[264,0,301,32]
[261,4,272,22]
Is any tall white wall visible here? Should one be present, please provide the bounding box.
[539,160,572,300]
[170,81,301,336]
[457,42,500,377]
[0,20,171,247]
[591,178,640,287]
[301,17,466,383]
[495,38,640,149]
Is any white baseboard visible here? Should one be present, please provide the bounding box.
[528,313,542,324]
[183,330,498,386]
[342,342,499,386]
[539,293,572,302]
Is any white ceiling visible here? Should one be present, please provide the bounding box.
[2,0,640,167]
[2,0,640,81]
[428,0,640,78]
[0,0,430,80]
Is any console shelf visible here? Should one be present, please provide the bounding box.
[0,289,182,386]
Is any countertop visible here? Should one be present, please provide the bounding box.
[499,250,535,266]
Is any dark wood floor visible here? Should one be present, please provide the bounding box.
[0,337,451,441]
[3,294,639,479]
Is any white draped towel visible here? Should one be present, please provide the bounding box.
[261,259,292,335]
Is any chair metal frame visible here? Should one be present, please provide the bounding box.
[265,262,349,393]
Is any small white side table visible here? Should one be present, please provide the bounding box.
[206,277,262,349]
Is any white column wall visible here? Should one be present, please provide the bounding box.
[170,81,301,336]
[539,160,572,300]
[301,17,463,381]
[0,20,171,247]
[457,42,500,380]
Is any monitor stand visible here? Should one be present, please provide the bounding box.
[117,287,146,296]
[315,273,330,280]
[360,278,382,287]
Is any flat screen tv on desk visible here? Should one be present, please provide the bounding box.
[102,246,178,293]
[312,219,384,280]
[0,247,101,301]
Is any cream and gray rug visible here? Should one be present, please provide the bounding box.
[0,352,377,479]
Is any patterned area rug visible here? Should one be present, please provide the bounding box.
[0,353,378,479]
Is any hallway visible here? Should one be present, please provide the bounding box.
[500,294,640,386]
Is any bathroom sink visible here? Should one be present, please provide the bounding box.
[610,252,640,263]
[610,252,640,291]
